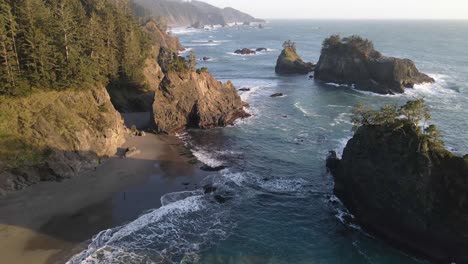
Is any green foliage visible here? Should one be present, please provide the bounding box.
[351,99,443,147]
[282,40,296,51]
[321,34,380,58]
[188,50,196,71]
[196,67,208,74]
[166,56,189,73]
[0,0,151,96]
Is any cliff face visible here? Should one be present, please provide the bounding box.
[315,35,434,94]
[153,71,249,133]
[328,121,468,262]
[108,20,183,113]
[0,86,126,194]
[133,0,264,27]
[275,46,315,74]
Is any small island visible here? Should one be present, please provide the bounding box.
[327,99,468,262]
[275,40,315,74]
[315,35,434,94]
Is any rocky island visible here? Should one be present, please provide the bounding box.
[327,99,468,262]
[315,35,434,94]
[275,40,315,74]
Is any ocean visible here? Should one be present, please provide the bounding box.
[69,20,468,263]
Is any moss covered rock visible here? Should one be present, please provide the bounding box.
[0,86,126,193]
[275,46,314,74]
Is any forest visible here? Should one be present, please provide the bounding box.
[0,0,150,96]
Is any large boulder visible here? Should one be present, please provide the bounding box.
[315,35,434,94]
[153,70,250,133]
[328,120,468,262]
[275,45,314,74]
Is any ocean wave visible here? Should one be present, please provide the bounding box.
[186,43,221,47]
[294,102,324,117]
[329,112,353,127]
[67,195,214,264]
[191,148,224,167]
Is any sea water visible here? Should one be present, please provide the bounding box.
[69,20,468,264]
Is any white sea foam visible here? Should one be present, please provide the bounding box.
[191,148,224,167]
[326,82,355,88]
[330,113,353,127]
[68,195,208,264]
[294,102,324,117]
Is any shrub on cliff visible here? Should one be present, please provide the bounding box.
[321,34,381,58]
[351,99,443,148]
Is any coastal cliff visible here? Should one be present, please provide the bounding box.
[0,1,248,194]
[327,100,468,262]
[315,35,434,94]
[275,41,315,74]
[0,86,126,194]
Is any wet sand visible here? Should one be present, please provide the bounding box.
[0,133,208,264]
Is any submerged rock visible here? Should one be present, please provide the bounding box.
[200,165,227,172]
[270,93,284,98]
[315,35,434,94]
[328,119,468,262]
[256,48,267,52]
[203,184,217,194]
[275,41,315,74]
[238,88,251,92]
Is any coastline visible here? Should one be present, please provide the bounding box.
[0,131,208,264]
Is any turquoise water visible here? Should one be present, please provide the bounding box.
[69,20,468,263]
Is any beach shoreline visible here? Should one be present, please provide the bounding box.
[0,132,208,264]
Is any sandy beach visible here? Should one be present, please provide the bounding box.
[0,129,208,264]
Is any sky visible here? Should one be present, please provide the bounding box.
[199,0,468,20]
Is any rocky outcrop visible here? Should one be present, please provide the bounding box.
[133,0,264,27]
[0,86,126,194]
[152,71,249,133]
[234,48,256,55]
[108,20,183,113]
[275,46,314,74]
[328,120,468,262]
[315,35,434,94]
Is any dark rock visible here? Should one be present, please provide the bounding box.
[270,93,284,98]
[203,184,217,194]
[238,88,251,91]
[182,182,190,186]
[200,165,227,172]
[202,57,211,61]
[234,48,256,55]
[124,147,140,158]
[256,48,267,52]
[315,35,435,94]
[214,194,232,204]
[330,120,468,262]
[275,44,315,74]
[325,151,340,175]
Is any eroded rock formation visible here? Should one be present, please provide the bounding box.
[315,35,434,94]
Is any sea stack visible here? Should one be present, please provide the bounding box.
[275,40,315,74]
[315,35,434,94]
[327,100,468,263]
